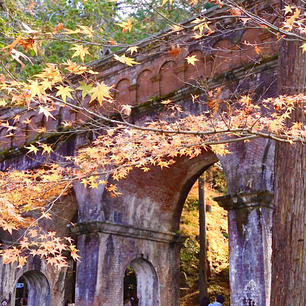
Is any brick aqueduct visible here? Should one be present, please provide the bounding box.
[0,3,279,306]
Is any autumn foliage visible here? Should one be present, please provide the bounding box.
[1,0,306,268]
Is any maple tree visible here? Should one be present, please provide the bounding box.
[1,0,306,304]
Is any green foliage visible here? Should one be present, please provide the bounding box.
[123,0,213,41]
[23,63,44,79]
[0,0,217,79]
[205,165,227,194]
[124,266,137,300]
[184,198,199,212]
[0,0,119,78]
[180,237,200,288]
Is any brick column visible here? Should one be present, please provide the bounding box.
[72,221,184,306]
[74,231,100,306]
[215,191,273,306]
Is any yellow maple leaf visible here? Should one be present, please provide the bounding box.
[162,0,173,6]
[35,64,63,83]
[121,104,132,116]
[36,126,46,134]
[64,28,81,35]
[29,80,45,98]
[212,144,230,156]
[77,25,94,38]
[38,106,56,121]
[25,144,39,155]
[127,46,139,55]
[81,178,89,188]
[70,245,80,261]
[88,176,98,189]
[29,229,38,237]
[192,18,213,36]
[193,32,203,40]
[64,60,87,75]
[18,256,27,268]
[106,184,121,197]
[63,121,72,128]
[56,85,74,102]
[22,118,32,125]
[283,8,300,30]
[255,45,261,55]
[300,43,306,53]
[1,121,16,131]
[161,99,172,105]
[114,54,140,67]
[40,79,53,91]
[186,55,199,65]
[89,81,113,105]
[2,223,15,235]
[71,44,90,62]
[171,25,183,32]
[40,143,53,155]
[116,19,133,33]
[41,211,52,219]
[284,5,293,15]
[191,94,199,103]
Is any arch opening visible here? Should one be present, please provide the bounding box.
[179,164,229,305]
[15,270,50,306]
[124,266,137,305]
[123,258,159,306]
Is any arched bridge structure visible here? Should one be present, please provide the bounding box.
[0,3,278,306]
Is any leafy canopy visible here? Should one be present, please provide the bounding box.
[1,0,306,267]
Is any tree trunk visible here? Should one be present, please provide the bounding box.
[198,176,208,300]
[271,1,306,304]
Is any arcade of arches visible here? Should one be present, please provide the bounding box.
[15,271,50,306]
[0,139,274,306]
[0,5,278,305]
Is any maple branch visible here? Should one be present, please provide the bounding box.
[225,0,306,42]
[48,92,306,147]
[5,178,74,248]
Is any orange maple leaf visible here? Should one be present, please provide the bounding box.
[168,45,182,57]
[19,37,36,51]
[54,23,64,33]
[116,19,133,33]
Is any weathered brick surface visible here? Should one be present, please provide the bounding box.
[75,228,181,306]
[0,5,280,306]
[216,191,274,306]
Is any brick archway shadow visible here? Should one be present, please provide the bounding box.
[128,258,159,306]
[15,270,50,306]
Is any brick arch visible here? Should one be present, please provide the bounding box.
[136,69,158,104]
[212,39,241,75]
[240,28,269,65]
[159,60,183,96]
[73,140,274,306]
[14,270,50,306]
[124,258,160,306]
[98,137,274,233]
[100,150,218,232]
[115,78,134,106]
